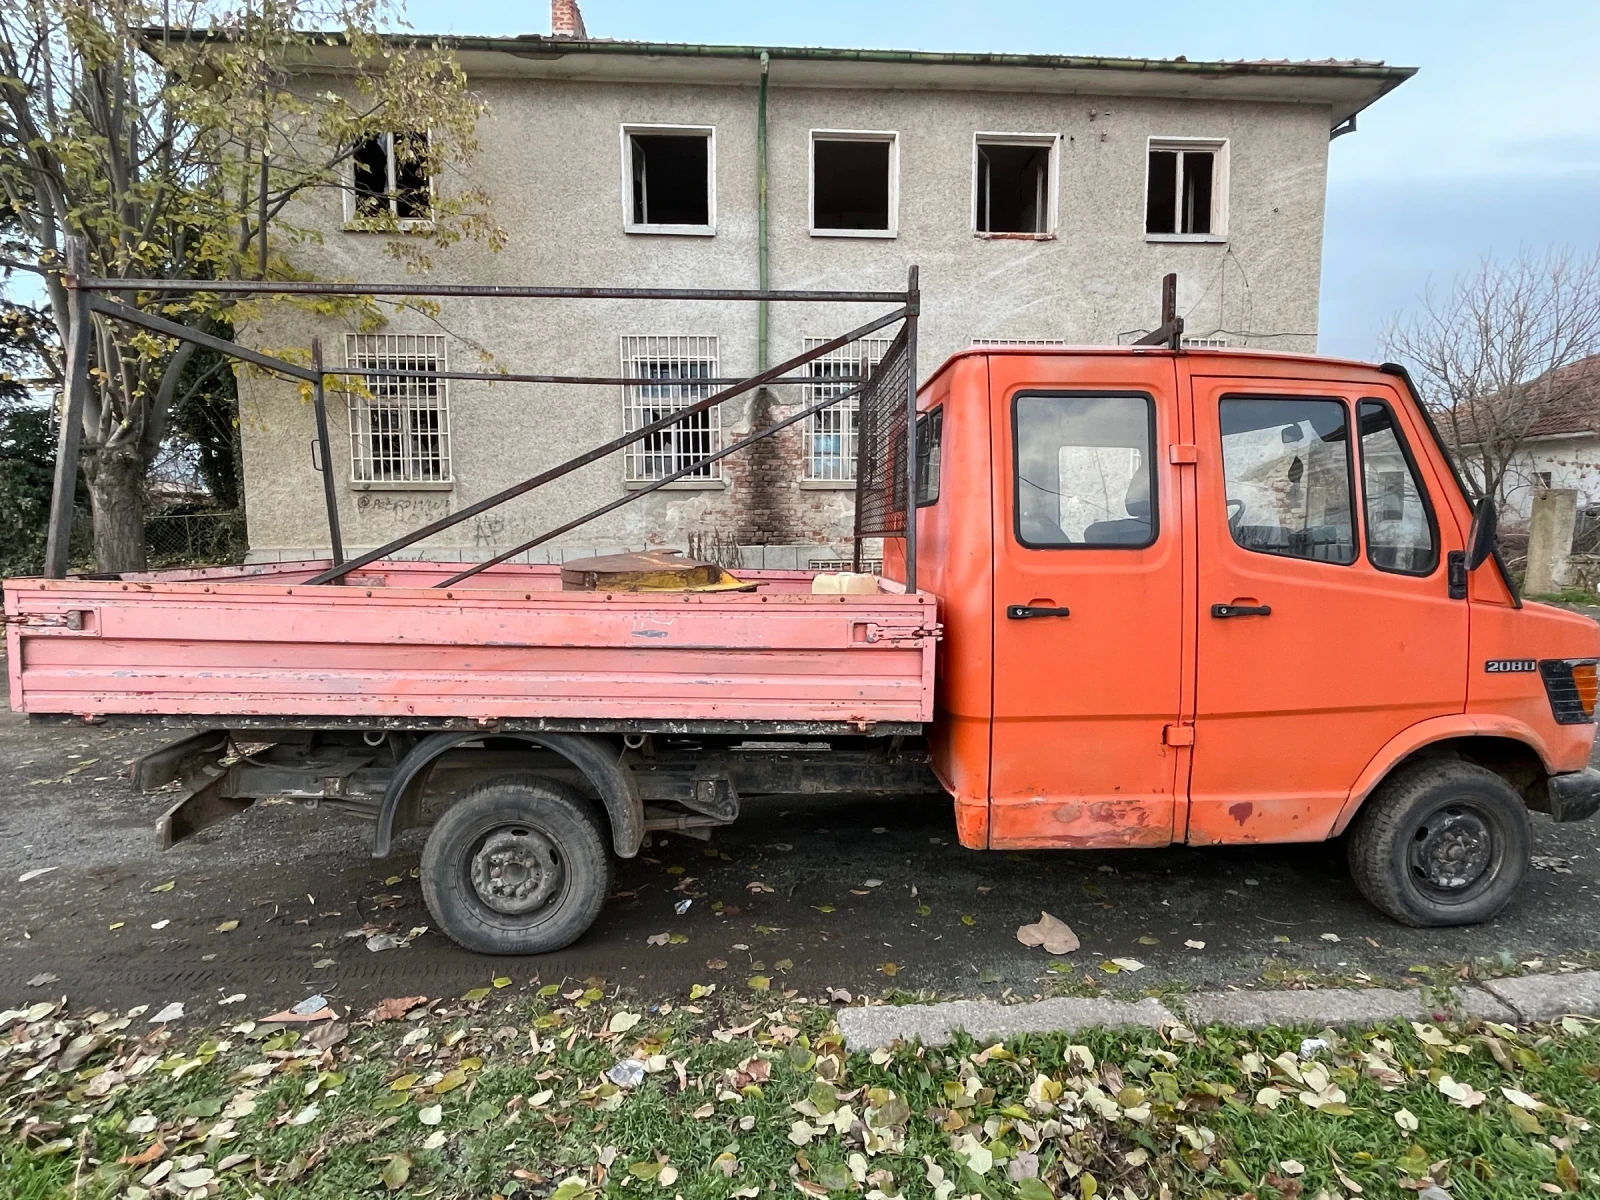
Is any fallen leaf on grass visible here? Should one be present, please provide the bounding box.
[1108,957,1145,972]
[747,975,771,992]
[372,995,428,1021]
[119,1141,167,1167]
[1394,1107,1419,1131]
[609,1011,641,1033]
[148,1002,184,1024]
[1016,911,1080,955]
[380,1153,412,1190]
[419,1104,442,1126]
[1436,1075,1485,1108]
[1185,940,1206,949]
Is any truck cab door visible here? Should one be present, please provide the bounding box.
[987,357,1188,848]
[1188,375,1468,843]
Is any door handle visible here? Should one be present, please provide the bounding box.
[1211,603,1272,618]
[1007,604,1071,619]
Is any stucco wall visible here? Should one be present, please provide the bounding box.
[239,75,1333,563]
[1498,437,1600,524]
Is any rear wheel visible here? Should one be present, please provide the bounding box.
[1347,759,1530,927]
[421,774,613,955]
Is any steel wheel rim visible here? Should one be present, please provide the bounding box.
[1407,801,1501,904]
[468,824,566,918]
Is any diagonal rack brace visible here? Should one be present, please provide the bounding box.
[436,381,867,588]
[302,305,908,586]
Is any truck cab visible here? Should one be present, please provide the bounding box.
[907,346,1600,925]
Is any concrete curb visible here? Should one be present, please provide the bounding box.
[835,970,1600,1050]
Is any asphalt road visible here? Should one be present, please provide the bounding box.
[2,696,1598,1021]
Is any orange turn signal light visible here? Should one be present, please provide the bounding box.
[1573,661,1599,719]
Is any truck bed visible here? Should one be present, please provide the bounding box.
[4,561,938,732]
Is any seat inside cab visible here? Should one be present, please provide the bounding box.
[1014,393,1154,548]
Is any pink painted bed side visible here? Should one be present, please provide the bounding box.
[5,562,938,724]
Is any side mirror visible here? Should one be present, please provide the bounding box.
[1466,496,1498,570]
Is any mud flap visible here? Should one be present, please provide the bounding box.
[156,764,252,850]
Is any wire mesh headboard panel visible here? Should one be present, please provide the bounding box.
[852,326,912,539]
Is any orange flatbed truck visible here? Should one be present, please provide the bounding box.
[10,344,1600,954]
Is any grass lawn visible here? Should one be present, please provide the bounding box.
[3,980,1597,1200]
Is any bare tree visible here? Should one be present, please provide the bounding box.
[1383,246,1600,505]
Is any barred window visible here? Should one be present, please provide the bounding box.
[621,336,719,482]
[804,337,892,482]
[971,337,1068,347]
[345,334,451,484]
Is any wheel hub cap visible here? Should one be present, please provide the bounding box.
[1410,808,1493,892]
[470,828,561,915]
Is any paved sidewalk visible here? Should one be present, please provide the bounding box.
[837,969,1600,1048]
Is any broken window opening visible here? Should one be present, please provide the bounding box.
[812,136,894,234]
[352,132,431,222]
[627,131,712,229]
[976,141,1052,234]
[1145,141,1222,237]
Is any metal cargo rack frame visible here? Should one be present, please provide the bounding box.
[43,236,923,590]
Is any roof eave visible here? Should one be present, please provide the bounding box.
[142,28,1416,128]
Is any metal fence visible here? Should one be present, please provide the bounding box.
[851,325,913,545]
[145,509,246,567]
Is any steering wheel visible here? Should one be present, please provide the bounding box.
[1226,498,1246,533]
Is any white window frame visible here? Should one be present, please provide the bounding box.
[971,133,1060,238]
[620,335,722,485]
[1181,335,1231,349]
[1144,136,1229,243]
[801,336,894,484]
[809,130,899,239]
[620,124,717,237]
[345,334,452,488]
[344,131,435,230]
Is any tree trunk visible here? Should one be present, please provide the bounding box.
[84,444,147,573]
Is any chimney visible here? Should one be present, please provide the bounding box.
[551,0,586,38]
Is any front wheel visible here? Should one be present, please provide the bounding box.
[1347,759,1530,927]
[421,774,613,955]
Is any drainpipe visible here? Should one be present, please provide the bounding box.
[756,50,770,371]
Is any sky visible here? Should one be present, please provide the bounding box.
[397,0,1600,359]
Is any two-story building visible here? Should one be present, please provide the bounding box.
[236,1,1413,568]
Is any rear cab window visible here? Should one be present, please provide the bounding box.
[1013,393,1157,548]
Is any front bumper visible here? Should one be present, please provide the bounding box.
[1546,767,1600,823]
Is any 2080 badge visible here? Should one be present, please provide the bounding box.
[1484,659,1538,673]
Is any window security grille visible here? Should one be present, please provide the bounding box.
[971,337,1069,347]
[804,337,892,481]
[810,557,884,573]
[621,336,720,481]
[345,334,450,483]
[1181,336,1231,349]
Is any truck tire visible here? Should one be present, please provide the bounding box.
[1347,759,1530,927]
[421,774,613,955]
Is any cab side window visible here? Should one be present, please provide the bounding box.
[1359,399,1438,574]
[1219,396,1356,564]
[1014,393,1155,548]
